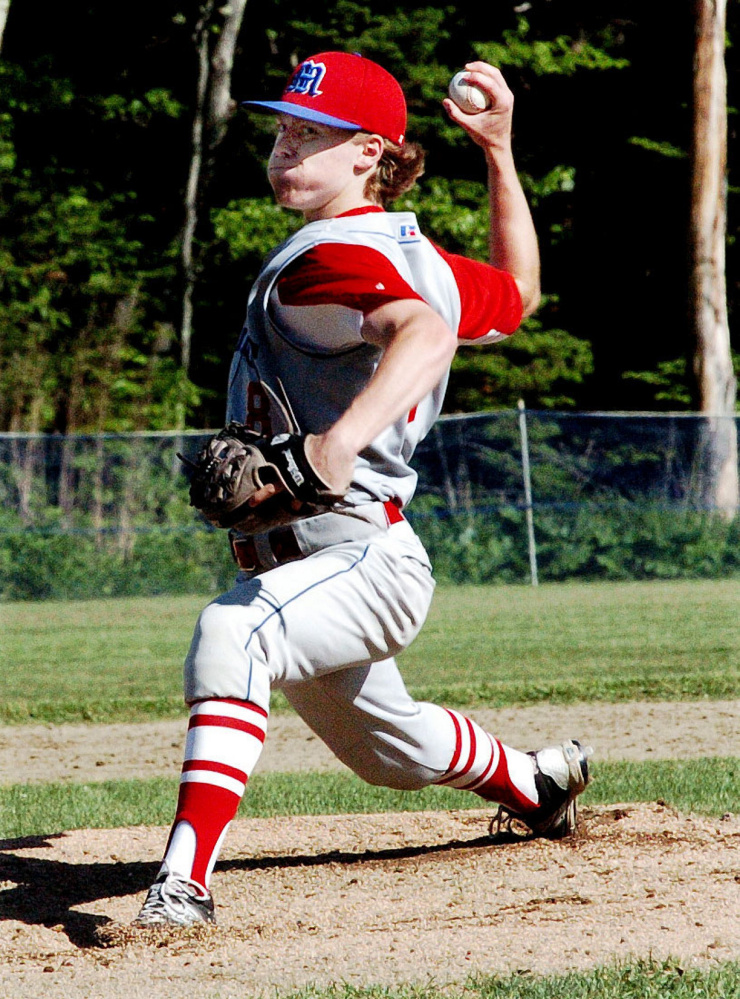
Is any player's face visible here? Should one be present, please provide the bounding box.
[268,116,374,221]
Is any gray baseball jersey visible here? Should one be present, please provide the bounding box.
[225,208,514,509]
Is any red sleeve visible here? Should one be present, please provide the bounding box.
[431,243,523,337]
[277,243,424,316]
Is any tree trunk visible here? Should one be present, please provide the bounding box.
[179,0,248,424]
[58,360,84,525]
[179,1,213,390]
[690,0,738,517]
[13,393,44,526]
[0,0,10,53]
[207,0,248,154]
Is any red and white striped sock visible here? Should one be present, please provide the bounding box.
[163,698,268,889]
[435,708,539,814]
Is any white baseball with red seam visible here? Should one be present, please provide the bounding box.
[448,71,491,114]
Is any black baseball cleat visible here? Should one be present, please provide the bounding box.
[490,739,593,840]
[132,864,216,927]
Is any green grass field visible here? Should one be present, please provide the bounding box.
[271,962,740,999]
[1,578,738,833]
[2,578,738,837]
[279,963,740,999]
[2,579,739,723]
[1,758,738,840]
[1,579,738,997]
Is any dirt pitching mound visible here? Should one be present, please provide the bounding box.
[1,803,738,998]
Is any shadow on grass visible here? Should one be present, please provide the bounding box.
[0,830,495,948]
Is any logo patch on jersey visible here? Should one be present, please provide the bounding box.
[287,60,327,98]
[398,223,420,244]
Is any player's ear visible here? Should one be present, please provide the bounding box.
[354,133,384,170]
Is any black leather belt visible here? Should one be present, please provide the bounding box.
[230,527,304,573]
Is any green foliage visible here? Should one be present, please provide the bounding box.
[0,25,194,432]
[624,353,740,409]
[395,176,594,411]
[397,177,490,260]
[0,130,193,430]
[0,1,651,430]
[627,137,688,160]
[0,528,235,602]
[1,498,739,606]
[98,88,185,123]
[1,1,737,427]
[414,501,740,584]
[447,314,595,411]
[212,197,303,262]
[623,358,694,407]
[520,164,577,207]
[477,17,630,77]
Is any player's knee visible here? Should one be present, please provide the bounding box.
[183,601,270,706]
[189,602,249,669]
[194,600,240,644]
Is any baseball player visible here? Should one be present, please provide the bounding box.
[132,51,591,927]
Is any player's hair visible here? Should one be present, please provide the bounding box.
[360,136,426,207]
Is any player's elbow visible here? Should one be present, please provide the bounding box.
[432,316,459,364]
[365,299,457,363]
[516,277,541,320]
[407,310,457,372]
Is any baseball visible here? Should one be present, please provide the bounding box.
[448,71,491,114]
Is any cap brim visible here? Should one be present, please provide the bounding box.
[242,101,361,131]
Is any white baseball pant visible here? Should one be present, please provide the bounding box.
[184,520,457,787]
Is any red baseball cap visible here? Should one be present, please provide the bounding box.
[243,51,407,146]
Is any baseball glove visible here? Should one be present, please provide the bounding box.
[179,422,345,534]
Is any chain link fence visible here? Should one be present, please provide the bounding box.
[1,411,739,599]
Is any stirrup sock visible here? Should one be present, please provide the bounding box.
[164,698,268,888]
[434,708,538,813]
